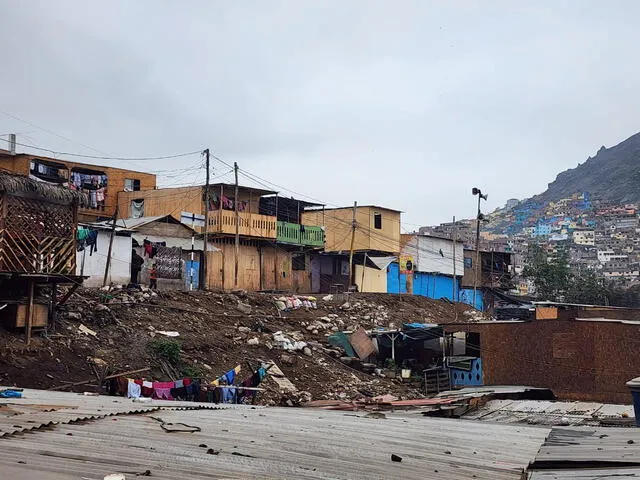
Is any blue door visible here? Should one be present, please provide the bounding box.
[386,262,407,293]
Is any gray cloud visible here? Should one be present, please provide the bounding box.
[2,0,640,228]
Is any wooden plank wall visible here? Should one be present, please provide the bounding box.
[206,240,261,291]
[302,206,401,254]
[206,241,302,292]
[117,186,202,220]
[261,246,293,291]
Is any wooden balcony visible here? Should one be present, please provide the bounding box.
[208,210,277,239]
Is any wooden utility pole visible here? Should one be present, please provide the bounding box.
[103,206,119,287]
[25,280,34,345]
[360,252,367,292]
[233,161,240,288]
[452,215,457,301]
[348,201,357,286]
[202,148,210,290]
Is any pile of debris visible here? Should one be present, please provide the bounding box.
[0,289,476,405]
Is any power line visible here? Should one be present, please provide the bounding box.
[1,111,110,155]
[4,138,202,162]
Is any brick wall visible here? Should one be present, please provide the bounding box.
[446,320,640,403]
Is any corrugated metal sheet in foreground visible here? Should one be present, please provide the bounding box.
[0,396,551,480]
[527,426,640,479]
[0,388,245,437]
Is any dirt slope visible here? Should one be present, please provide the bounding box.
[0,288,475,404]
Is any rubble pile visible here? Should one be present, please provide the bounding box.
[0,288,475,405]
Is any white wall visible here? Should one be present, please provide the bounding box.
[77,231,132,287]
[403,235,464,276]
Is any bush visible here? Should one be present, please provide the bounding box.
[181,365,203,378]
[149,338,181,364]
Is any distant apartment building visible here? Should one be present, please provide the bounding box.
[533,223,552,236]
[573,230,595,246]
[597,250,628,263]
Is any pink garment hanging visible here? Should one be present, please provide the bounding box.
[152,381,175,400]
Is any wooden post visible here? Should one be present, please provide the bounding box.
[25,280,35,345]
[234,162,240,288]
[452,215,457,301]
[360,252,367,292]
[49,283,58,331]
[202,148,210,290]
[103,206,119,287]
[273,247,278,290]
[348,201,357,286]
[259,246,264,291]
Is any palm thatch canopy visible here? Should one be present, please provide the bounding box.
[0,170,90,207]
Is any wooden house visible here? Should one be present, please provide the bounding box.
[302,205,402,293]
[302,205,401,255]
[0,171,88,341]
[0,150,156,222]
[118,185,326,292]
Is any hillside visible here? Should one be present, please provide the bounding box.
[535,131,640,205]
[0,287,475,405]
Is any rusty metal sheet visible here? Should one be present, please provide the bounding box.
[349,327,376,360]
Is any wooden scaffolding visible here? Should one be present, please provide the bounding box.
[0,171,88,343]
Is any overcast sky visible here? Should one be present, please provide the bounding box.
[2,1,640,228]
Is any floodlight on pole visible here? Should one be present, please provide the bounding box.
[472,187,488,310]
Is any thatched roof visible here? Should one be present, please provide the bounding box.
[0,170,90,206]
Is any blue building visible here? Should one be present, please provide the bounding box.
[533,223,552,236]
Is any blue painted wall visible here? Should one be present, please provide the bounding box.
[450,358,483,386]
[386,262,407,294]
[388,263,485,310]
[458,288,483,310]
[185,260,200,290]
[413,272,458,301]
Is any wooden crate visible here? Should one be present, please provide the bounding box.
[2,303,49,328]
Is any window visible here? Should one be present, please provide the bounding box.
[124,178,141,192]
[292,254,306,271]
[29,159,68,183]
[70,167,107,210]
[373,212,382,230]
[464,257,473,268]
[131,199,144,219]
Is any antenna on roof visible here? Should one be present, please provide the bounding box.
[8,134,16,155]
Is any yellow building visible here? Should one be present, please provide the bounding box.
[302,205,401,254]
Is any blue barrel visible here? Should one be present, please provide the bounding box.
[626,377,640,427]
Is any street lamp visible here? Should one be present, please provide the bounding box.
[472,187,488,309]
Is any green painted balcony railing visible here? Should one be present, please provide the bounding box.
[276,221,324,247]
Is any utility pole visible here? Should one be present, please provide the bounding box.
[490,247,495,288]
[190,214,195,291]
[234,161,240,288]
[202,149,210,290]
[452,215,457,301]
[348,201,357,287]
[472,187,487,309]
[103,206,119,287]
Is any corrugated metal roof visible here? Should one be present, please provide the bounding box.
[528,467,640,479]
[131,233,208,251]
[463,399,635,427]
[0,388,244,437]
[527,426,640,478]
[0,389,551,479]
